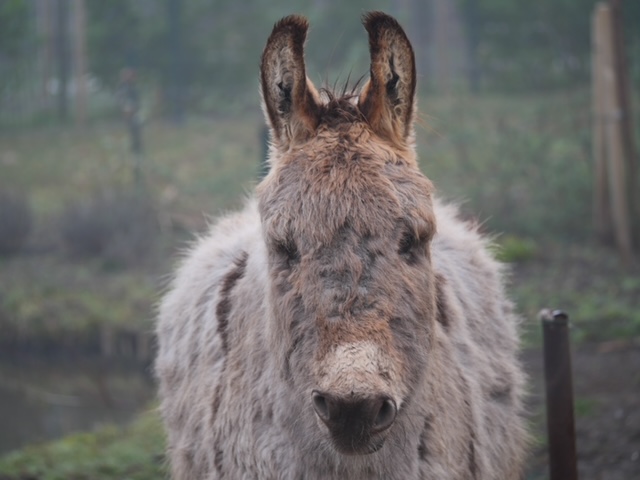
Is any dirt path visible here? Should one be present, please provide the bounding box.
[524,343,640,479]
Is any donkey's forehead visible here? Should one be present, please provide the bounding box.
[257,126,434,244]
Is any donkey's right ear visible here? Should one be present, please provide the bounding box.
[260,15,321,150]
[358,12,416,147]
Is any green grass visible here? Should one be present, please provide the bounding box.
[505,242,640,347]
[0,409,166,480]
[493,235,538,263]
[0,254,157,341]
[0,115,262,217]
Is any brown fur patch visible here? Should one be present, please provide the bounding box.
[284,327,303,382]
[417,415,433,461]
[211,384,222,422]
[215,251,248,353]
[435,273,450,330]
[461,376,478,478]
[489,384,512,404]
[315,93,364,129]
[214,447,224,474]
[316,313,395,360]
[468,437,477,479]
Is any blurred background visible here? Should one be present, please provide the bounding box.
[0,0,638,479]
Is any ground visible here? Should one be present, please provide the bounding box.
[525,344,640,480]
[510,248,640,479]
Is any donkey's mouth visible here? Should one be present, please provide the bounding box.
[330,434,387,456]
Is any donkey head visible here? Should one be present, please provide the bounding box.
[257,12,437,456]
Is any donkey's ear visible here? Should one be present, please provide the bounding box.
[358,12,417,146]
[260,15,321,150]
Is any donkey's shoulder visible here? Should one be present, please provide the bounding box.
[430,199,518,351]
[156,200,263,360]
[164,200,260,303]
[431,199,505,291]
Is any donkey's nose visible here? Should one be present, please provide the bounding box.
[312,390,397,435]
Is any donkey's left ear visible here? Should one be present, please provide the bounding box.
[358,12,417,146]
[260,15,321,151]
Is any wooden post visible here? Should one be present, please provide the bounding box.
[593,3,633,260]
[540,309,578,480]
[72,0,87,127]
[609,0,639,246]
[592,5,610,242]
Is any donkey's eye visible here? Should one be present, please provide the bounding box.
[398,232,424,263]
[273,238,300,267]
[398,232,417,255]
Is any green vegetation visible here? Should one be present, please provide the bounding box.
[0,116,262,353]
[493,236,538,263]
[0,190,32,255]
[511,242,640,346]
[0,409,166,480]
[416,91,594,240]
[574,398,599,418]
[0,116,261,216]
[0,254,156,346]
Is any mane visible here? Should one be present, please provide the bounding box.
[316,75,367,127]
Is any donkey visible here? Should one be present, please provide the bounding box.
[155,12,527,480]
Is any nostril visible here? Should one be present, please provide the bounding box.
[372,397,397,433]
[312,391,397,436]
[312,390,330,422]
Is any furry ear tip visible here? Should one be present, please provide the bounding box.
[271,14,309,39]
[362,11,402,35]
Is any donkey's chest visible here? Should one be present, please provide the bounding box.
[213,389,426,479]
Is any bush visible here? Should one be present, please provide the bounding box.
[0,190,32,255]
[494,235,537,263]
[60,191,157,266]
[418,92,593,241]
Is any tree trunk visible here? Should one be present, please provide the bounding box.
[56,0,69,122]
[73,0,87,127]
[167,0,184,124]
[592,5,611,242]
[596,3,633,260]
[462,0,480,93]
[609,0,639,247]
[36,0,54,107]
